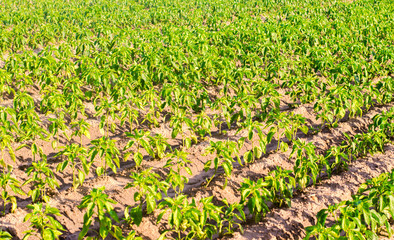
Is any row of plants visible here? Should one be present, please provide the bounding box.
[304,169,394,240]
[56,106,392,240]
[0,0,392,142]
[304,108,394,239]
[0,75,392,237]
[0,79,392,239]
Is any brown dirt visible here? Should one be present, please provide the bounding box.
[0,86,393,239]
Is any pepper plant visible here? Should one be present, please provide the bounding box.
[78,186,120,240]
[0,166,24,215]
[89,137,120,176]
[23,158,59,203]
[56,143,90,189]
[22,203,64,240]
[203,140,242,188]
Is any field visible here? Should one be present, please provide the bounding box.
[0,0,393,239]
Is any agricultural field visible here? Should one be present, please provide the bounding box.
[0,0,393,239]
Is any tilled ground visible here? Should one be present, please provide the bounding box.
[0,96,393,239]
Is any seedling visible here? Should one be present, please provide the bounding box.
[89,137,120,176]
[78,187,119,240]
[22,203,64,240]
[23,158,59,203]
[0,167,24,214]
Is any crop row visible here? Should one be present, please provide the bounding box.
[0,73,390,199]
[0,70,391,239]
[305,169,394,239]
[1,103,391,240]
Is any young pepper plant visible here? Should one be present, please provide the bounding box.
[164,149,192,195]
[124,168,169,216]
[89,137,120,177]
[23,158,59,203]
[56,143,90,190]
[0,167,24,215]
[78,186,120,240]
[123,129,150,168]
[22,203,65,240]
[157,195,222,240]
[203,140,242,188]
[239,178,271,223]
[264,167,295,207]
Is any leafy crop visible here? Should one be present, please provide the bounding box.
[0,167,24,214]
[56,143,90,189]
[23,203,64,240]
[124,168,169,216]
[23,159,59,203]
[158,195,223,240]
[89,137,120,176]
[78,187,119,240]
[305,169,394,240]
[203,140,241,188]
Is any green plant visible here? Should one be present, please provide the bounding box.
[164,149,192,195]
[193,111,213,140]
[265,167,295,207]
[119,97,140,132]
[266,111,292,152]
[70,118,91,146]
[48,113,70,149]
[219,200,245,237]
[0,167,24,214]
[22,203,64,240]
[158,195,222,240]
[239,178,270,223]
[0,107,17,168]
[124,168,169,215]
[238,114,265,164]
[23,158,59,203]
[94,96,120,137]
[78,186,119,240]
[123,129,150,168]
[325,145,348,175]
[89,137,120,176]
[291,140,325,189]
[203,140,242,188]
[147,134,170,160]
[169,108,195,149]
[56,143,90,189]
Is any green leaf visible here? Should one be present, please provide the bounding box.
[99,225,109,239]
[43,228,56,240]
[146,194,156,214]
[222,162,231,176]
[157,230,170,240]
[267,131,275,144]
[129,206,143,226]
[96,167,104,176]
[78,170,86,186]
[280,142,289,152]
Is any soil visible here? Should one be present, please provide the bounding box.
[0,87,393,240]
